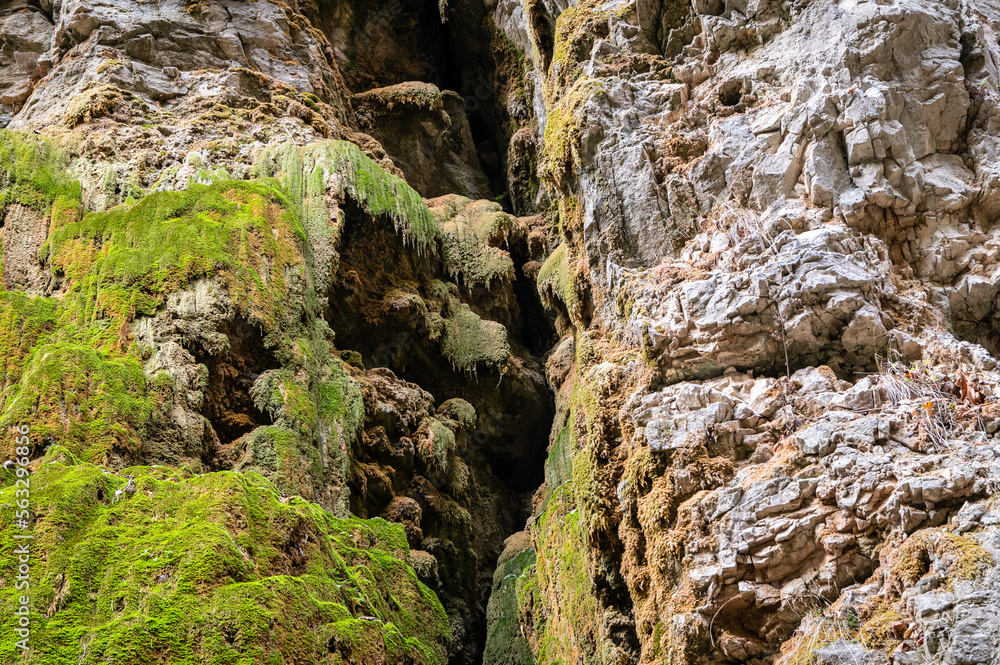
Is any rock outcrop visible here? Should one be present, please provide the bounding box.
[483,0,1000,663]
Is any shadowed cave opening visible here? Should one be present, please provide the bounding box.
[187,316,280,467]
[303,3,560,658]
[329,202,553,491]
[312,0,513,205]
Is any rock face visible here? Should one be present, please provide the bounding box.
[482,0,1000,662]
[3,0,1000,664]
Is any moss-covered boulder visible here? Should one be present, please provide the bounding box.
[0,448,449,664]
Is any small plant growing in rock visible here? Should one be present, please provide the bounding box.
[874,356,991,449]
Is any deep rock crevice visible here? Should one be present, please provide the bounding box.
[323,196,557,662]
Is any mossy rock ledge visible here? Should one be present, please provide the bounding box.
[0,130,536,664]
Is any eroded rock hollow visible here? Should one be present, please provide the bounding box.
[3,0,1000,664]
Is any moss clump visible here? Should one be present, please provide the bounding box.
[417,418,457,475]
[436,297,510,373]
[0,342,152,462]
[255,141,441,252]
[489,20,533,133]
[893,529,994,586]
[0,451,450,664]
[538,0,614,188]
[352,81,446,115]
[856,600,903,653]
[43,180,305,347]
[0,130,81,213]
[0,291,58,391]
[65,84,152,128]
[437,398,477,428]
[237,316,367,509]
[537,242,584,327]
[429,194,525,287]
[96,59,125,74]
[540,88,589,187]
[548,0,612,82]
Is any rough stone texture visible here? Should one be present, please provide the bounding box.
[353,82,493,199]
[480,0,1000,662]
[0,203,51,293]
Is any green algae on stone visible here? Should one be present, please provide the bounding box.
[0,449,450,665]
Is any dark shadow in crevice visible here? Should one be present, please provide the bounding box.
[324,200,556,664]
[188,316,279,467]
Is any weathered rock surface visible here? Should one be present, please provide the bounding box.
[481,0,1000,662]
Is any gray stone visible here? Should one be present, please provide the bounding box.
[911,591,955,620]
[814,640,883,665]
[795,421,840,457]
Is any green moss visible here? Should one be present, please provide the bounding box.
[421,418,457,473]
[0,128,494,663]
[544,421,575,497]
[490,20,532,134]
[65,84,152,128]
[0,292,58,391]
[0,342,152,463]
[96,59,125,74]
[437,296,510,374]
[894,529,994,586]
[243,334,365,504]
[43,180,305,347]
[352,81,445,115]
[0,130,82,213]
[430,195,524,287]
[540,0,613,188]
[0,453,450,664]
[541,91,587,187]
[318,359,365,444]
[437,398,477,428]
[255,141,441,252]
[530,486,604,665]
[857,603,903,653]
[483,542,537,665]
[536,243,581,324]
